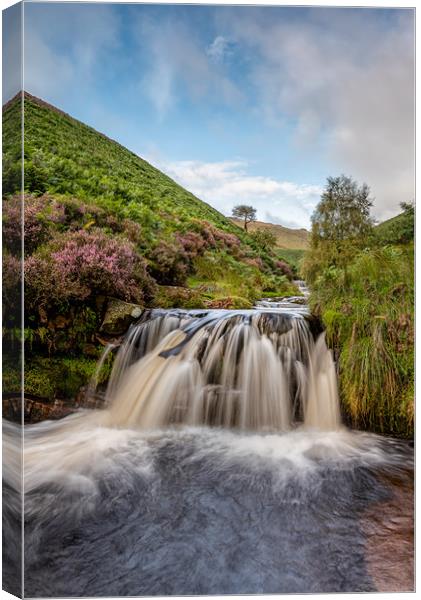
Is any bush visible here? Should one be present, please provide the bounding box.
[175,231,206,259]
[243,257,264,270]
[2,253,21,309]
[25,229,155,309]
[250,230,277,251]
[275,260,293,280]
[3,194,66,254]
[148,239,189,286]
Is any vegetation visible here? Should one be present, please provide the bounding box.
[375,201,414,245]
[302,175,373,281]
[303,175,414,437]
[231,204,257,231]
[250,229,277,251]
[2,92,298,401]
[276,249,305,275]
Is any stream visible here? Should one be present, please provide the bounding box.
[2,283,414,596]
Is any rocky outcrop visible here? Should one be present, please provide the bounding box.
[100,298,143,336]
[3,391,106,424]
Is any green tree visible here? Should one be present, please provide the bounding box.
[303,175,373,283]
[250,229,277,251]
[232,205,257,232]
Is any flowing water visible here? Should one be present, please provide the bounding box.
[2,290,414,596]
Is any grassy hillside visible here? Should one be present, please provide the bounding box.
[230,218,309,249]
[2,92,297,402]
[375,204,414,245]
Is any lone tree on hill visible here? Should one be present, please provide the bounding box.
[232,205,257,232]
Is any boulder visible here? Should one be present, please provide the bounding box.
[100,298,143,336]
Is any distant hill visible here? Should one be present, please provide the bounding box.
[230,218,309,249]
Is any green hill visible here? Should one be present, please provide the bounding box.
[375,205,414,245]
[4,93,263,243]
[2,92,297,402]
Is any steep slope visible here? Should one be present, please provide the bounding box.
[4,93,256,238]
[230,218,309,249]
[2,92,297,403]
[375,206,414,245]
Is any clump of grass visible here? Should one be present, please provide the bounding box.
[308,244,414,436]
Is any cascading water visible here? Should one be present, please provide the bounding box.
[104,309,340,431]
[2,291,414,597]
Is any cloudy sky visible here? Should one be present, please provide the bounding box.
[4,3,415,229]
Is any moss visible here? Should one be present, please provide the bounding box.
[17,355,113,400]
[2,365,21,394]
[25,368,57,399]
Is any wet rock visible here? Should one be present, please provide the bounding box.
[83,343,100,357]
[100,298,143,336]
[2,395,75,423]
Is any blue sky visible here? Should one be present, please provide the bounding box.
[4,2,415,228]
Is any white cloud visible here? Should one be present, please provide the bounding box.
[135,18,243,119]
[223,8,415,220]
[206,36,233,63]
[147,157,321,229]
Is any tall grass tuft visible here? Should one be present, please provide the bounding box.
[308,244,414,436]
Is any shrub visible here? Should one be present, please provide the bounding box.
[190,220,217,248]
[189,219,241,252]
[243,257,264,270]
[2,253,21,318]
[122,219,142,244]
[3,194,66,254]
[175,231,206,259]
[148,239,189,286]
[213,229,241,250]
[250,230,277,251]
[24,229,155,309]
[275,260,293,280]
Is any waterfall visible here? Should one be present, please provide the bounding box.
[86,343,116,403]
[104,309,341,432]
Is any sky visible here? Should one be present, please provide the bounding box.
[3,2,415,229]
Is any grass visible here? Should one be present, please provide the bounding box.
[276,249,305,273]
[308,244,414,436]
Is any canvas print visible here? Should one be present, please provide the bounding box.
[2,1,415,597]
